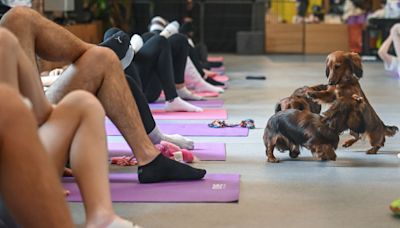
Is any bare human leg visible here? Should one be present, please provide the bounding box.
[0,81,73,228]
[38,91,135,228]
[0,7,206,183]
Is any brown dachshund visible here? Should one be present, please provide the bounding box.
[307,51,398,154]
[275,86,322,114]
[264,95,364,163]
[273,86,323,158]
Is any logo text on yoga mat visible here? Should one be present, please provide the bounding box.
[212,183,226,190]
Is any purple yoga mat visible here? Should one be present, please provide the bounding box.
[106,122,249,137]
[108,141,226,161]
[63,173,240,202]
[149,99,224,109]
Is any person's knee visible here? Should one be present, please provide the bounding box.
[86,46,126,84]
[87,46,120,69]
[63,90,105,117]
[391,24,400,36]
[0,6,38,28]
[0,28,19,51]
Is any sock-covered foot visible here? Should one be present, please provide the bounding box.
[165,97,203,112]
[138,153,206,183]
[162,134,194,150]
[107,217,141,228]
[193,79,224,93]
[177,87,204,101]
[148,125,194,149]
[130,34,143,53]
[160,21,179,38]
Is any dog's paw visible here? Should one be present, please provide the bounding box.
[289,150,300,158]
[328,153,337,161]
[342,138,358,148]
[342,141,352,148]
[366,148,379,154]
[267,157,280,163]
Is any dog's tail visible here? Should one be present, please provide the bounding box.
[385,125,398,137]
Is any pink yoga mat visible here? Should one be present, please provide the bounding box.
[108,141,226,161]
[151,109,227,120]
[149,99,224,109]
[106,122,249,137]
[208,56,224,62]
[213,75,229,82]
[63,173,240,202]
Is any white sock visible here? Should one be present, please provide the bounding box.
[107,217,140,228]
[169,21,180,30]
[148,126,194,149]
[184,58,224,93]
[149,23,164,32]
[165,97,203,112]
[162,134,195,150]
[148,126,163,145]
[194,79,224,93]
[151,16,168,27]
[130,34,143,53]
[177,87,204,100]
[160,21,179,38]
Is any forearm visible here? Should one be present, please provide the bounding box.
[378,34,393,62]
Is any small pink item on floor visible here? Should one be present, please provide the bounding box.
[155,141,195,163]
[111,156,138,166]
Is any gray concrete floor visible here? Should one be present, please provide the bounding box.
[71,54,400,228]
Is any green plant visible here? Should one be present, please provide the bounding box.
[87,0,133,32]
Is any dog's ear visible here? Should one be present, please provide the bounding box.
[274,102,282,113]
[347,52,363,78]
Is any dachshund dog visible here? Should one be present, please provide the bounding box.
[273,86,324,159]
[306,51,398,154]
[264,95,364,163]
[275,86,322,114]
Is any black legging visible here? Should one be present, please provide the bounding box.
[125,70,156,134]
[142,31,189,84]
[103,28,181,103]
[133,35,178,102]
[188,45,206,77]
[100,28,156,134]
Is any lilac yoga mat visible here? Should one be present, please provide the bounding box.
[106,122,249,137]
[63,173,240,202]
[108,141,226,161]
[149,99,224,109]
[151,109,227,120]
